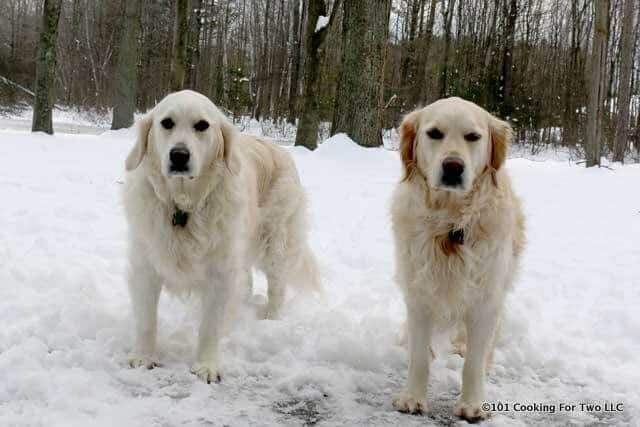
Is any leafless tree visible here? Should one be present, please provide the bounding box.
[331,0,391,147]
[32,0,62,134]
[112,0,141,130]
[586,0,609,167]
[0,0,636,163]
[612,0,637,162]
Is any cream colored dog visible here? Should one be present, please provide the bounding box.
[391,97,525,421]
[123,90,319,383]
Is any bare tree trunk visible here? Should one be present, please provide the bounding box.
[563,0,586,146]
[612,0,637,162]
[500,0,518,118]
[185,0,203,90]
[287,0,303,124]
[112,0,141,130]
[332,0,391,147]
[212,2,227,103]
[32,0,62,134]
[69,0,82,105]
[438,0,456,98]
[400,0,421,107]
[268,0,286,118]
[295,0,341,150]
[420,0,437,104]
[171,0,189,91]
[483,0,500,108]
[255,0,272,119]
[586,0,609,168]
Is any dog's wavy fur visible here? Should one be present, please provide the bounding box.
[123,90,319,383]
[391,98,525,420]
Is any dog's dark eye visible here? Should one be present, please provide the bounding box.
[194,120,209,132]
[465,133,481,142]
[427,128,444,140]
[160,118,174,130]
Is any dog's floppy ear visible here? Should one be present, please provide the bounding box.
[218,117,239,174]
[125,113,153,171]
[489,115,513,171]
[399,109,422,181]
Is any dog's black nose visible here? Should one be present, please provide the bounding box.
[169,146,190,171]
[441,157,465,186]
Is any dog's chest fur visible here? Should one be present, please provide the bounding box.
[392,177,517,326]
[124,172,246,292]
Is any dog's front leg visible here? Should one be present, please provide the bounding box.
[393,303,434,414]
[191,268,236,383]
[127,249,162,369]
[454,301,501,421]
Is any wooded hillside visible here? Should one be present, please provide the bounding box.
[1,0,638,160]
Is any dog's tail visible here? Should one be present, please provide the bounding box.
[289,242,323,297]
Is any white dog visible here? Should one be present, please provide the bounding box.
[391,98,525,421]
[122,90,319,383]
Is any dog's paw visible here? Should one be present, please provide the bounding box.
[393,392,428,414]
[255,302,281,320]
[190,362,222,384]
[128,354,160,369]
[452,342,467,358]
[264,308,281,320]
[454,400,489,423]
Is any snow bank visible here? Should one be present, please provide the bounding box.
[315,15,329,33]
[0,128,638,426]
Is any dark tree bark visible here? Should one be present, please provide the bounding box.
[499,0,518,118]
[483,0,501,108]
[185,0,203,90]
[586,0,609,167]
[400,0,421,107]
[419,0,437,104]
[32,0,62,134]
[612,0,637,162]
[438,0,456,98]
[171,0,189,91]
[331,0,391,148]
[287,0,304,124]
[295,0,341,150]
[212,2,228,103]
[562,0,587,146]
[112,0,142,130]
[68,0,82,105]
[254,0,272,119]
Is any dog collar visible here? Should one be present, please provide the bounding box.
[172,207,190,227]
[448,228,464,245]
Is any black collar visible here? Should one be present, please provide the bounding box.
[172,207,190,227]
[448,228,465,245]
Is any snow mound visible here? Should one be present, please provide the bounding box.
[315,15,329,33]
[0,128,638,426]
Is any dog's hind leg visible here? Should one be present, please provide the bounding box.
[451,321,467,357]
[265,271,286,320]
[241,267,254,301]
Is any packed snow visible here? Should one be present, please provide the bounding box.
[315,16,329,33]
[0,127,638,426]
[0,107,110,135]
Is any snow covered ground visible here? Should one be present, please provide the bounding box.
[0,127,638,427]
[0,107,110,135]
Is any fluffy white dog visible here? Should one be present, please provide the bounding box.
[123,90,319,383]
[391,97,525,421]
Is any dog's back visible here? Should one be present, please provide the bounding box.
[235,135,321,302]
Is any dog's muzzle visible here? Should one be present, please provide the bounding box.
[169,144,190,174]
[440,157,465,188]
